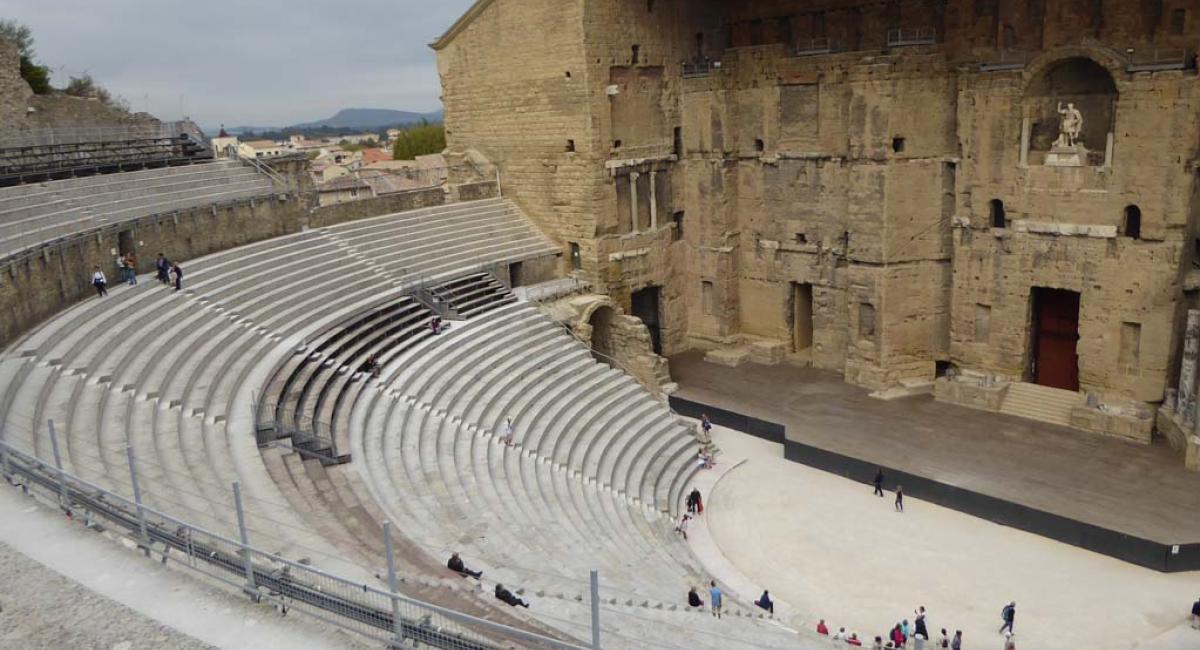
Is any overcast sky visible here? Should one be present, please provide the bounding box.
[0,0,476,128]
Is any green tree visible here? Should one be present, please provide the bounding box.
[0,19,50,93]
[392,122,446,160]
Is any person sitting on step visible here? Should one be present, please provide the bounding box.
[494,583,529,608]
[447,552,482,579]
[687,586,704,608]
[755,589,774,615]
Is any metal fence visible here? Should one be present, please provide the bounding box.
[0,121,204,149]
[0,433,594,650]
[887,28,937,47]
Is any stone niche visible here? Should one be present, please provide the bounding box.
[1021,57,1116,168]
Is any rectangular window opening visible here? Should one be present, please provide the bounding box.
[702,281,715,315]
[859,303,876,340]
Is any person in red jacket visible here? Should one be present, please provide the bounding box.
[816,619,829,635]
[847,633,863,646]
[891,623,906,648]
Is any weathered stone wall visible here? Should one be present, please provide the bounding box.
[306,187,445,229]
[435,0,595,271]
[437,0,1200,418]
[0,195,302,348]
[0,39,31,126]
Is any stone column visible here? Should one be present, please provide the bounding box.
[1178,309,1200,426]
[628,172,640,234]
[1104,132,1114,168]
[1019,118,1031,168]
[649,171,658,231]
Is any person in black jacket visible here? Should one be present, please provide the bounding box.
[494,583,529,608]
[999,601,1015,635]
[447,552,482,579]
[1191,596,1200,629]
[687,586,703,608]
[873,468,885,497]
[914,606,928,639]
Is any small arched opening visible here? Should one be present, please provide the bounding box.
[1123,205,1142,240]
[588,305,618,368]
[990,199,1006,228]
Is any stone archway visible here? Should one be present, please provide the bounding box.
[588,304,619,367]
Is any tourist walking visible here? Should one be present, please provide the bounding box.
[951,630,962,650]
[502,418,514,446]
[171,262,183,292]
[155,253,171,284]
[674,513,691,540]
[895,485,905,512]
[700,413,712,437]
[708,580,722,618]
[687,487,703,514]
[447,552,482,579]
[687,586,704,608]
[915,605,929,639]
[938,628,950,649]
[999,601,1016,635]
[122,252,137,285]
[873,467,885,497]
[91,267,108,297]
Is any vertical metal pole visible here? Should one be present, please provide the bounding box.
[384,521,405,643]
[47,420,68,510]
[126,445,151,553]
[231,481,257,595]
[590,569,601,650]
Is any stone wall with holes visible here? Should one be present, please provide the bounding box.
[437,0,1200,419]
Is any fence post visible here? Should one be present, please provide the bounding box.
[0,426,9,479]
[125,445,150,553]
[590,569,601,650]
[231,481,258,598]
[47,420,69,511]
[383,521,405,644]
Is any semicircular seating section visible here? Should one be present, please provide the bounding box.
[258,293,437,462]
[0,197,558,582]
[0,160,276,257]
[427,272,516,318]
[0,192,804,647]
[348,301,802,647]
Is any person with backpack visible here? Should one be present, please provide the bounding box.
[999,601,1016,635]
[91,267,108,297]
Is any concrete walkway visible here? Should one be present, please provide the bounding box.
[703,426,1200,650]
[0,482,371,650]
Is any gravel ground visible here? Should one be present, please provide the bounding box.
[0,541,215,650]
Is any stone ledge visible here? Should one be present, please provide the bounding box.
[704,346,751,368]
[1069,405,1153,445]
[933,376,1007,411]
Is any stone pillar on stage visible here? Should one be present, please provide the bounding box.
[1178,310,1200,427]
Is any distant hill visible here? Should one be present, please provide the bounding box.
[292,108,443,130]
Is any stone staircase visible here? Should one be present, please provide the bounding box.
[998,382,1082,427]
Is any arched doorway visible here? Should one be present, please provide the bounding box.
[588,305,618,367]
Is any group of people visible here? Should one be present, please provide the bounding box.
[816,606,968,650]
[91,251,182,297]
[446,551,531,608]
[873,468,904,512]
[687,581,724,618]
[675,487,704,539]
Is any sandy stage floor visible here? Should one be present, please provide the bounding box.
[703,427,1200,650]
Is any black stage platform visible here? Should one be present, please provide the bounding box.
[669,351,1200,572]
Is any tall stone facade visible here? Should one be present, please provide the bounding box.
[435,0,1200,441]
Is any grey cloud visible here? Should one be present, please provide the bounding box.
[0,0,475,127]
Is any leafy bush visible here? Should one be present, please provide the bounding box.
[392,122,446,160]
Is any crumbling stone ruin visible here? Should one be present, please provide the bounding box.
[435,0,1200,457]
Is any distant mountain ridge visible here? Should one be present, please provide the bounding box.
[293,108,443,129]
[215,108,443,137]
